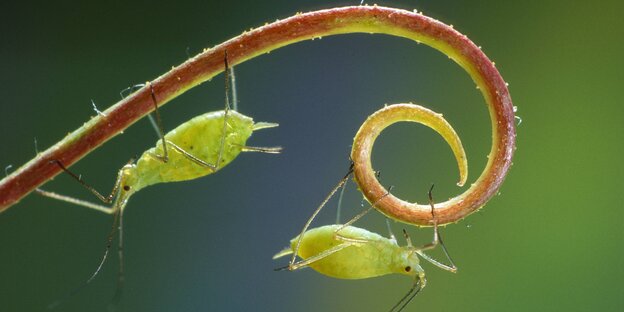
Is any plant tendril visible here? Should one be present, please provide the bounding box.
[0,6,515,219]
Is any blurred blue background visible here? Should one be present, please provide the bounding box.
[1,0,622,311]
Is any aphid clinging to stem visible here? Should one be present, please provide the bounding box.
[274,103,465,310]
[274,185,456,312]
[37,52,281,305]
[38,51,281,215]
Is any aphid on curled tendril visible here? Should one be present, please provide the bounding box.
[37,51,281,308]
[274,184,457,312]
[274,102,466,311]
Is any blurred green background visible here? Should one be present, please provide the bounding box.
[1,0,622,311]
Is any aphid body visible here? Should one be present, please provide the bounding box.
[129,111,253,188]
[274,224,425,282]
[115,110,276,208]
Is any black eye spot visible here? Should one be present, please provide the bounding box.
[404,266,412,272]
[189,145,194,150]
[123,185,131,191]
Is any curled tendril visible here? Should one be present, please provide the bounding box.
[353,90,513,226]
[352,104,468,226]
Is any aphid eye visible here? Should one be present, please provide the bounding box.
[404,266,412,272]
[123,185,131,191]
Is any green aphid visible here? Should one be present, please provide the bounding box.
[116,110,279,211]
[38,59,280,215]
[274,186,456,312]
[274,224,426,280]
[37,56,281,307]
[274,221,456,312]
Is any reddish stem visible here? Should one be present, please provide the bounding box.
[0,6,515,220]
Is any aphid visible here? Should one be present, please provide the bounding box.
[38,51,280,215]
[274,186,456,312]
[37,51,281,306]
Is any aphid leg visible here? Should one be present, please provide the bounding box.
[229,63,238,112]
[147,53,240,171]
[287,242,357,271]
[36,159,130,214]
[333,186,394,244]
[386,218,397,245]
[163,140,217,170]
[147,82,169,163]
[35,189,114,214]
[215,50,233,170]
[412,185,458,273]
[153,50,240,172]
[121,83,163,145]
[389,277,424,312]
[225,52,282,154]
[52,159,120,204]
[334,205,374,244]
[335,176,348,224]
[289,163,354,270]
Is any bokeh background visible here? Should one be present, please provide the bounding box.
[1,0,622,311]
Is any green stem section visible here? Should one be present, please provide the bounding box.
[0,6,516,222]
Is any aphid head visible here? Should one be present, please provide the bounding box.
[394,247,424,278]
[118,163,139,198]
[393,229,425,278]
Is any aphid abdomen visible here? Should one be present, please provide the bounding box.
[292,225,398,279]
[134,110,254,188]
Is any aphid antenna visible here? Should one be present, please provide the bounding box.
[390,277,423,312]
[47,199,124,310]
